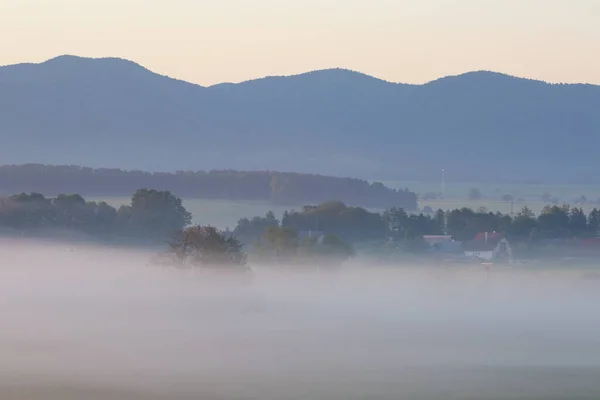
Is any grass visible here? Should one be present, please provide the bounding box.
[91,197,301,230]
[89,182,600,229]
[382,180,600,202]
[383,181,600,215]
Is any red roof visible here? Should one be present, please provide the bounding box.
[473,232,502,241]
[464,232,505,252]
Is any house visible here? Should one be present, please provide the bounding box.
[463,232,512,262]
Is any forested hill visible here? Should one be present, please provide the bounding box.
[0,164,417,210]
[1,55,600,183]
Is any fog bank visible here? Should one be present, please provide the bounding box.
[1,238,599,399]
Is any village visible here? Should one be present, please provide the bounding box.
[422,231,600,265]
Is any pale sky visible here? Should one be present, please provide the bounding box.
[1,0,599,86]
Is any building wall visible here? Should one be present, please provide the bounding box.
[493,238,513,260]
[464,250,494,261]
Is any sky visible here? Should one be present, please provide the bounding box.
[1,0,599,86]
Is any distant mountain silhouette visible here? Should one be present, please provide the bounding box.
[1,55,599,183]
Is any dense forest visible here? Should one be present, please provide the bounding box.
[0,164,417,210]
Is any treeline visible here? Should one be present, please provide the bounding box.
[233,203,600,246]
[0,164,417,210]
[5,188,599,257]
[441,205,600,242]
[163,224,355,270]
[0,189,191,240]
[234,201,388,245]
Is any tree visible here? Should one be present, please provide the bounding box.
[446,208,474,239]
[405,213,442,238]
[383,207,408,239]
[253,227,353,267]
[299,234,355,266]
[255,226,299,261]
[90,201,118,234]
[537,205,570,238]
[129,189,191,238]
[569,207,588,237]
[495,211,513,233]
[3,193,56,229]
[233,211,280,245]
[519,206,535,219]
[53,194,92,231]
[588,208,600,237]
[468,188,482,200]
[282,201,387,242]
[168,225,248,270]
[507,206,536,239]
[320,235,355,260]
[434,209,446,234]
[113,205,133,234]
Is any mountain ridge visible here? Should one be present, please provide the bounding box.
[5,55,587,87]
[1,55,599,184]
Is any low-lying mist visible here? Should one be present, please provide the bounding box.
[1,238,599,399]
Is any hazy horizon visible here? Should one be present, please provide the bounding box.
[1,0,599,86]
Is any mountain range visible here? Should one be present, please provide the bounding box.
[1,55,599,184]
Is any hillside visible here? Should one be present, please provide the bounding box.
[0,164,417,211]
[1,56,599,183]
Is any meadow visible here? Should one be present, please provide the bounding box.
[384,181,600,215]
[92,197,300,230]
[91,181,600,229]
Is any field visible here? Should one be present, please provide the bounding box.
[94,182,600,228]
[91,181,600,229]
[384,181,600,215]
[92,197,301,230]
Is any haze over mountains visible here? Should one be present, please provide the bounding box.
[1,55,599,184]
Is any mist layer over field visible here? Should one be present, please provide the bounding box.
[1,238,599,399]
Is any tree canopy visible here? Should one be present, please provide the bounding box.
[282,201,388,243]
[167,225,248,271]
[253,226,354,267]
[0,164,417,210]
[0,189,190,240]
[4,188,600,262]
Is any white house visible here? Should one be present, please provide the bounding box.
[463,232,512,262]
